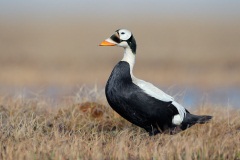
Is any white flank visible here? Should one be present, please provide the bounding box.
[171,101,186,122]
[172,114,182,125]
[121,45,186,123]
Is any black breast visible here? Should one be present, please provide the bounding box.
[105,61,178,134]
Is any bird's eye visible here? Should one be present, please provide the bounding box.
[121,32,125,35]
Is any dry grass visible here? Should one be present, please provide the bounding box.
[0,88,240,160]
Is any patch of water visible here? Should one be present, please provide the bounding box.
[0,85,239,108]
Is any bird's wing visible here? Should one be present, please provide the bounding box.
[132,77,186,120]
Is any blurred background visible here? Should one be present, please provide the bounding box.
[0,0,240,107]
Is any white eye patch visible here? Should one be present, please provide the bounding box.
[118,29,132,41]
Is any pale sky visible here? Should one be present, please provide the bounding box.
[0,0,240,21]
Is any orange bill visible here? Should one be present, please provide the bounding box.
[99,40,116,46]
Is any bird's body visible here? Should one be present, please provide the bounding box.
[100,29,212,136]
[106,61,179,135]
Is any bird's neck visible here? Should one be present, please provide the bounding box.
[121,47,136,77]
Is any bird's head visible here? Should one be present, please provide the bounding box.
[99,29,136,54]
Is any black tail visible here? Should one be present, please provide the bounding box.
[181,113,212,130]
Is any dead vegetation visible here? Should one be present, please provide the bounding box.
[0,91,239,160]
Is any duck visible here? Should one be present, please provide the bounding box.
[99,29,212,136]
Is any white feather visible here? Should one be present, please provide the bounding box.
[118,29,132,40]
[121,48,135,76]
[172,114,182,125]
[132,77,174,101]
[172,101,186,122]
